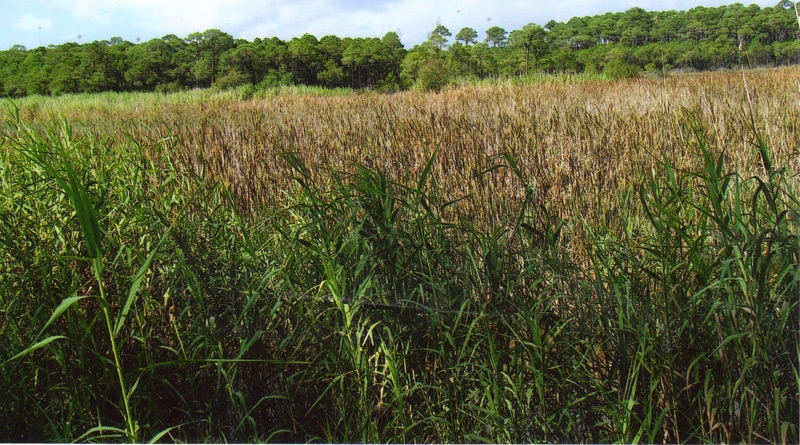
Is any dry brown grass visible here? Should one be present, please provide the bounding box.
[17,67,800,253]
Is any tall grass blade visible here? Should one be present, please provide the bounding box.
[113,227,172,336]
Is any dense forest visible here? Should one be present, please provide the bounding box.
[1,1,799,96]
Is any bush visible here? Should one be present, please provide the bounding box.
[416,58,452,92]
[257,68,298,90]
[154,81,185,94]
[604,49,640,79]
[213,70,251,91]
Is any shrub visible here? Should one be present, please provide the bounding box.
[213,70,251,91]
[604,48,640,79]
[416,58,452,92]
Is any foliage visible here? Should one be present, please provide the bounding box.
[428,24,452,50]
[416,58,452,92]
[485,26,509,47]
[213,70,251,90]
[509,24,549,75]
[455,27,479,45]
[0,68,799,443]
[2,2,800,96]
[604,48,641,78]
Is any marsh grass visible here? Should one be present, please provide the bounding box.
[0,69,798,443]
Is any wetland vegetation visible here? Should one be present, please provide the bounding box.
[0,66,798,442]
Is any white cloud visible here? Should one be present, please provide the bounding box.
[13,13,54,31]
[132,0,255,33]
[69,0,113,24]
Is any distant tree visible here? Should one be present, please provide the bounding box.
[81,38,131,92]
[417,57,452,91]
[316,35,346,87]
[162,34,194,88]
[221,41,264,85]
[259,37,289,74]
[485,26,508,47]
[400,46,429,84]
[455,27,479,45]
[382,31,405,59]
[468,42,497,78]
[428,23,452,50]
[381,31,406,82]
[774,39,800,64]
[0,46,27,96]
[342,37,377,87]
[287,34,324,85]
[186,29,234,87]
[2,1,799,97]
[448,41,470,75]
[45,43,83,95]
[650,11,684,43]
[546,47,578,72]
[604,47,639,78]
[509,23,549,75]
[125,38,177,91]
[617,7,652,46]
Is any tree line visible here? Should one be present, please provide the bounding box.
[1,1,799,96]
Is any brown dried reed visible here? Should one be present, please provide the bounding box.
[19,67,800,256]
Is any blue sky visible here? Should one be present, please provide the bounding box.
[1,0,781,50]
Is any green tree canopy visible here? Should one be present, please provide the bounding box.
[428,24,452,50]
[185,29,234,87]
[455,27,479,45]
[485,26,508,47]
[1,2,798,97]
[509,24,549,74]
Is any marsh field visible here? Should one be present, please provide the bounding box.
[1,67,799,443]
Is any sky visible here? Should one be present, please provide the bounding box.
[1,0,782,50]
